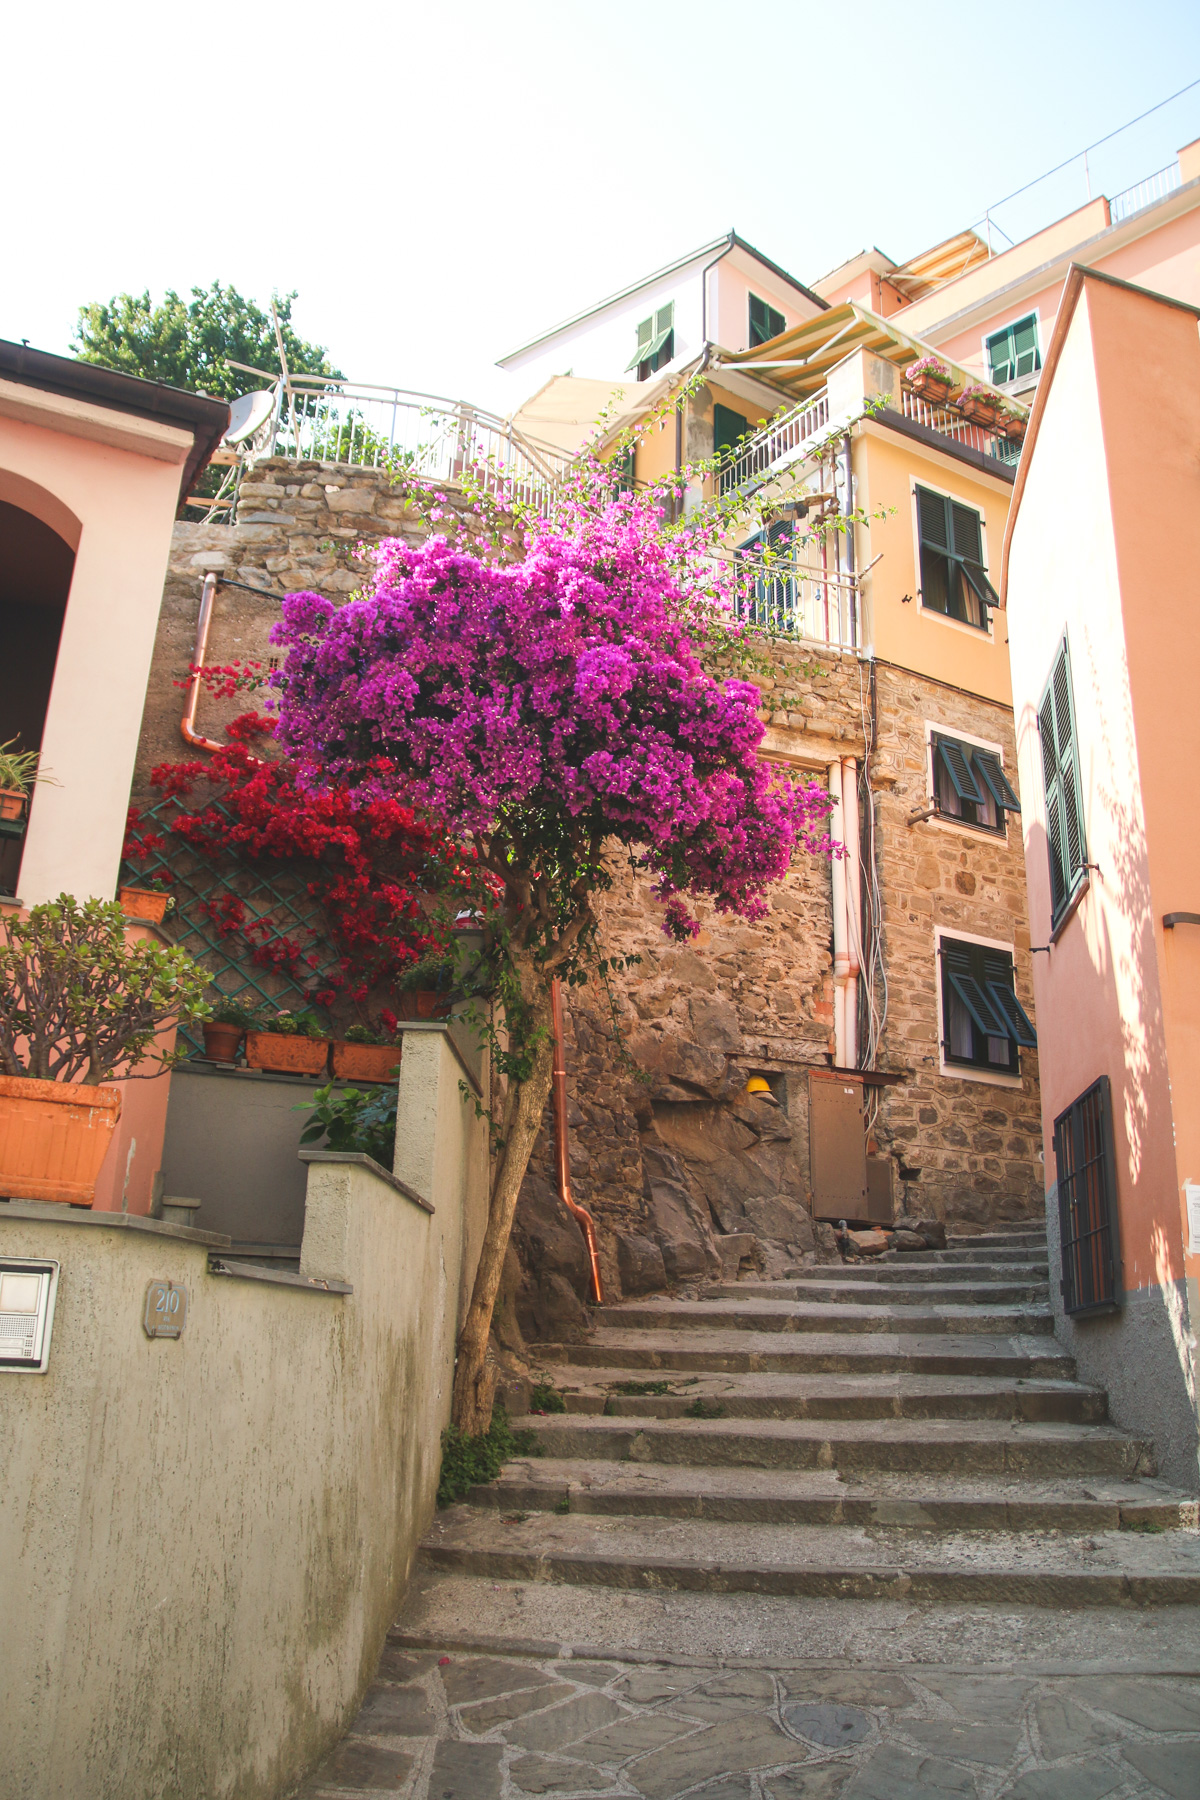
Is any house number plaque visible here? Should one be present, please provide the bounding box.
[143,1280,187,1339]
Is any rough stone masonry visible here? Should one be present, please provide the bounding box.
[137,461,1046,1341]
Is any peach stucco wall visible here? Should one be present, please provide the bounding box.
[0,390,197,1217]
[0,405,191,909]
[1005,275,1199,1304]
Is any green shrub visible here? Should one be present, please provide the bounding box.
[530,1380,567,1414]
[436,1406,541,1506]
[297,1082,398,1167]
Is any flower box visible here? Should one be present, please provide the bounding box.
[245,1031,330,1075]
[956,392,1004,429]
[908,370,954,401]
[202,1022,245,1064]
[118,886,170,923]
[0,1075,122,1207]
[395,990,453,1022]
[997,413,1027,442]
[0,789,27,824]
[331,1041,402,1083]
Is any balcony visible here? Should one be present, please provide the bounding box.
[718,391,830,496]
[731,553,860,650]
[898,386,1022,465]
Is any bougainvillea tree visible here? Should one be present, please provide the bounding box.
[271,493,835,1432]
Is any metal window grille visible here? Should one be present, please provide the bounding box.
[1054,1075,1121,1316]
[121,796,343,1054]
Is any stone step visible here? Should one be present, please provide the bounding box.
[516,1413,1155,1477]
[420,1508,1200,1608]
[915,1246,1050,1265]
[947,1230,1047,1249]
[781,1259,1049,1283]
[715,1279,1051,1307]
[466,1457,1198,1532]
[594,1300,1056,1337]
[533,1369,1106,1424]
[537,1328,1077,1379]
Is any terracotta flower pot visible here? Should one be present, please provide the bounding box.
[202,1022,245,1064]
[908,372,953,401]
[0,1075,122,1207]
[119,886,169,923]
[395,990,452,1022]
[0,789,27,823]
[245,1031,330,1075]
[331,1041,402,1083]
[957,396,1003,429]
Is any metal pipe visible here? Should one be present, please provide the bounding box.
[828,760,847,1067]
[550,976,604,1305]
[841,755,861,1069]
[180,572,226,753]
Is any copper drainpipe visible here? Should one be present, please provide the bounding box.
[181,571,226,753]
[550,975,604,1304]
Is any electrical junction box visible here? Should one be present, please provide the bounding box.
[0,1259,60,1373]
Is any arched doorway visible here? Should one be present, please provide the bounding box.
[0,500,75,895]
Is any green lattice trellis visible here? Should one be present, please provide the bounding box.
[121,796,342,1054]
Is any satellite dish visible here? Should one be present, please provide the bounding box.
[224,390,276,446]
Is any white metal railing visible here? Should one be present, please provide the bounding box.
[260,375,573,510]
[731,554,859,649]
[1110,161,1181,223]
[900,388,1021,464]
[718,391,831,495]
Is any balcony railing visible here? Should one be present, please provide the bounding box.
[900,388,1020,463]
[731,554,859,649]
[263,376,573,510]
[1110,161,1181,224]
[718,392,830,495]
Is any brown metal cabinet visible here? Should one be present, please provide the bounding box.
[808,1070,868,1221]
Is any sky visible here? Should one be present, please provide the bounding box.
[5,0,1200,418]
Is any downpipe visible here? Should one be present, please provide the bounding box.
[550,976,604,1305]
[180,571,226,753]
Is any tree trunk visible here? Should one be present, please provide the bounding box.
[451,952,555,1435]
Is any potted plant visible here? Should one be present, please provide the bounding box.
[955,382,1005,429]
[0,895,211,1206]
[202,999,258,1064]
[330,1020,403,1084]
[0,739,54,823]
[245,1008,330,1075]
[395,953,456,1022]
[996,405,1028,442]
[117,875,174,924]
[904,356,954,401]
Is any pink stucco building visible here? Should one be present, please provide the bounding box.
[1002,265,1200,1493]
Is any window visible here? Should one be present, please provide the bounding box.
[627,303,674,378]
[1039,637,1088,927]
[1054,1076,1121,1315]
[916,486,998,630]
[986,313,1041,385]
[940,936,1035,1074]
[749,294,786,347]
[714,402,749,459]
[931,732,1020,834]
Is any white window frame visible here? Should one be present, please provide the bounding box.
[934,924,1025,1089]
[924,720,1011,842]
[909,478,996,642]
[980,307,1043,391]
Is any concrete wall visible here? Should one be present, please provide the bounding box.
[0,1025,489,1800]
[1004,269,1200,1493]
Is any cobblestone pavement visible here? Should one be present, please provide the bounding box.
[294,1644,1200,1800]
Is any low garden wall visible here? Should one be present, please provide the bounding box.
[0,1025,488,1800]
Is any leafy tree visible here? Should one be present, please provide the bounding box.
[72,283,340,400]
[270,500,836,1434]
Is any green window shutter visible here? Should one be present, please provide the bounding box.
[946,967,1007,1038]
[626,316,654,372]
[917,486,950,549]
[935,737,984,804]
[714,403,749,458]
[655,302,674,337]
[974,751,1021,812]
[1012,314,1041,378]
[949,502,983,562]
[986,325,1015,384]
[749,295,786,346]
[1039,639,1087,923]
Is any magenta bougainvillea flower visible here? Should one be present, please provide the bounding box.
[269,500,834,939]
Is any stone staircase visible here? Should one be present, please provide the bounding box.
[418,1225,1200,1618]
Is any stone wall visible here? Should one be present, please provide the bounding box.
[136,462,1045,1343]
